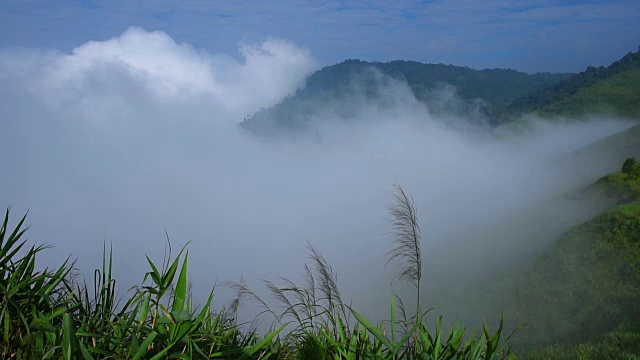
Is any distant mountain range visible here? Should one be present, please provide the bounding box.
[241,48,640,134]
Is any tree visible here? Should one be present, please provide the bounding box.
[621,157,638,175]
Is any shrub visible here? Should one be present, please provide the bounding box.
[622,157,638,175]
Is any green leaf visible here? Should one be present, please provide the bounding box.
[132,331,157,360]
[62,312,75,360]
[393,320,419,356]
[149,345,172,360]
[78,341,96,360]
[192,291,214,329]
[349,307,393,350]
[239,325,285,359]
[172,252,189,313]
[138,293,151,327]
[390,295,396,344]
[162,249,184,291]
[145,256,162,286]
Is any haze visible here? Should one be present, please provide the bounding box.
[0,28,633,326]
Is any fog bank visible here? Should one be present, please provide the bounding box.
[0,28,634,325]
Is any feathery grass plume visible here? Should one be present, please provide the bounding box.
[301,264,320,325]
[307,244,343,309]
[386,182,423,314]
[224,277,275,329]
[263,244,348,334]
[263,279,300,324]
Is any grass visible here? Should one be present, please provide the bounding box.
[518,326,640,360]
[505,207,640,348]
[593,172,640,202]
[0,184,513,359]
[498,163,640,355]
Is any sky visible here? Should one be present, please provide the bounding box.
[1,0,640,73]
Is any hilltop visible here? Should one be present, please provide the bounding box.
[241,60,571,133]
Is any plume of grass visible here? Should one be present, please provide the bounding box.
[387,182,423,316]
[307,243,350,331]
[224,277,276,329]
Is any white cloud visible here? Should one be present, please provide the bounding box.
[19,27,314,119]
[53,27,217,97]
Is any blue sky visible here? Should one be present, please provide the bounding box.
[1,0,639,73]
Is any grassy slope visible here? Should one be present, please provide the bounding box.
[520,329,640,360]
[537,68,640,118]
[508,48,640,120]
[502,168,640,358]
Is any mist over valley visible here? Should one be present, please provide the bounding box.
[1,18,640,359]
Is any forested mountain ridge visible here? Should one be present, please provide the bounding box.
[508,48,640,119]
[302,59,571,108]
[376,60,570,108]
[241,59,571,132]
[242,48,640,134]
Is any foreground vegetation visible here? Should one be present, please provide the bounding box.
[0,185,512,359]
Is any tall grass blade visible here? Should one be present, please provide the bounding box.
[172,251,189,313]
[62,312,75,360]
[239,324,285,359]
[349,307,393,350]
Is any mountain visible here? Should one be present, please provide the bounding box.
[508,48,640,119]
[241,60,571,133]
[243,48,640,135]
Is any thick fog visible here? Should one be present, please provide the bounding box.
[0,28,634,326]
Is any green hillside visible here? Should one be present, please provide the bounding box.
[496,160,640,357]
[241,60,570,132]
[536,68,640,118]
[509,48,640,119]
